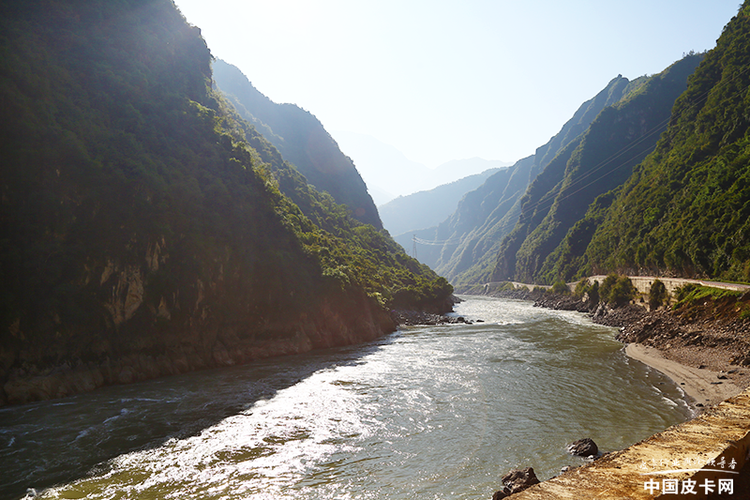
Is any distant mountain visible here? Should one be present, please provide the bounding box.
[328,131,426,204]
[491,54,704,284]
[429,158,514,190]
[379,168,503,237]
[212,59,381,228]
[402,75,635,286]
[331,130,511,202]
[567,4,750,282]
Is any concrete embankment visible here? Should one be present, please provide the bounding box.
[587,275,750,296]
[507,388,750,499]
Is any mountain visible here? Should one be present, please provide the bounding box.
[428,158,513,191]
[379,168,503,237]
[327,131,427,204]
[0,0,452,405]
[566,4,750,282]
[403,75,635,286]
[212,59,381,228]
[330,130,511,203]
[491,54,704,284]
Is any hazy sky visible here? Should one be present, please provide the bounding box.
[174,0,739,168]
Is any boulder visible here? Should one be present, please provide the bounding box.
[567,437,598,457]
[493,467,540,498]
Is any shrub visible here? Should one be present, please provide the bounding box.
[587,281,600,305]
[599,273,619,303]
[599,274,636,307]
[574,278,590,298]
[609,276,637,307]
[552,280,570,295]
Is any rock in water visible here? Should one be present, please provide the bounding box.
[493,467,540,498]
[567,437,599,457]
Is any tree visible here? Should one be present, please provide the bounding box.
[609,276,637,307]
[552,280,570,295]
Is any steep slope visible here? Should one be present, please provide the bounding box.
[408,75,633,286]
[491,54,703,284]
[380,167,502,237]
[0,0,451,405]
[212,59,381,228]
[578,4,750,281]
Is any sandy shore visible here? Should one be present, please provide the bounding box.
[624,343,744,408]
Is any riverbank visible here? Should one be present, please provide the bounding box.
[624,343,744,408]
[611,302,750,409]
[487,289,750,497]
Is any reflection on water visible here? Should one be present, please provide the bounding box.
[2,296,691,500]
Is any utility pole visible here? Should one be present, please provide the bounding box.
[412,234,418,259]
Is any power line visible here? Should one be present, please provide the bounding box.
[413,236,461,246]
[437,61,750,251]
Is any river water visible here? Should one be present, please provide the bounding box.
[1,296,692,500]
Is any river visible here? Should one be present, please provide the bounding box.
[0,296,692,500]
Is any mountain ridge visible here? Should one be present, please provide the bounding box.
[380,167,503,237]
[212,59,382,228]
[491,54,704,284]
[575,5,750,282]
[0,0,451,405]
[402,74,635,287]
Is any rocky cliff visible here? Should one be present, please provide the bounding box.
[2,288,394,405]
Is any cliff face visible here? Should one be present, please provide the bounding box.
[0,0,450,405]
[2,287,393,405]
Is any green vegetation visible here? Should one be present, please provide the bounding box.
[648,279,669,310]
[492,55,703,285]
[598,274,637,307]
[551,280,570,295]
[0,0,451,369]
[212,60,382,228]
[673,284,742,310]
[671,283,750,322]
[573,278,600,304]
[580,4,750,281]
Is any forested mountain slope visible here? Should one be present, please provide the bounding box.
[409,75,634,287]
[491,54,703,284]
[574,3,750,282]
[212,59,381,228]
[0,0,450,405]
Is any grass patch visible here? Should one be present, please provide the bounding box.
[673,283,743,310]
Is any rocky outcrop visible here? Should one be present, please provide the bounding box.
[493,467,540,499]
[566,438,599,457]
[0,291,395,407]
[390,311,470,326]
